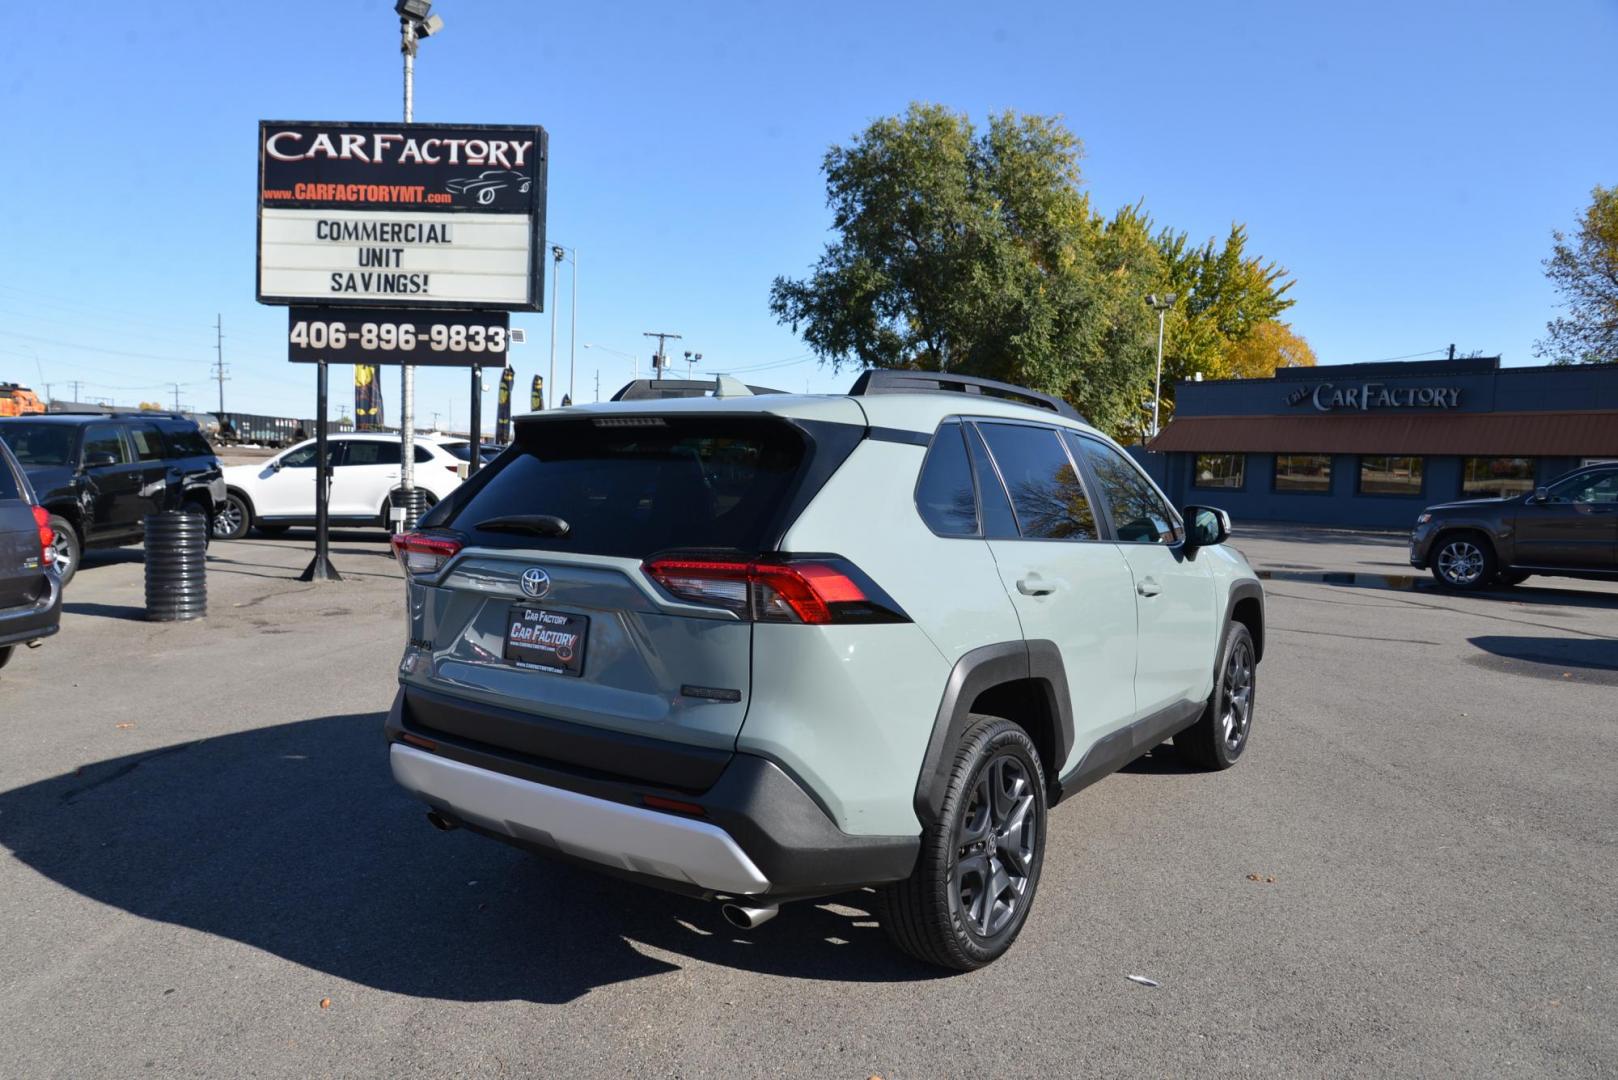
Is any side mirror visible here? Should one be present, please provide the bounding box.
[1533,486,1548,503]
[1182,505,1231,549]
[268,459,283,472]
[85,452,118,469]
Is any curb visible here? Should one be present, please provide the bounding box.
[1255,568,1427,592]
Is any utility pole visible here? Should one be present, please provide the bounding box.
[594,369,600,402]
[69,380,83,403]
[643,331,682,376]
[171,383,183,412]
[1447,343,1456,361]
[212,314,229,416]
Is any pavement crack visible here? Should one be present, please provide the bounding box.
[1273,624,1442,646]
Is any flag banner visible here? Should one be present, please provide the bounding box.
[561,394,571,407]
[496,366,514,443]
[531,374,544,411]
[354,364,384,430]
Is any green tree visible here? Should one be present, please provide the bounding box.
[1535,185,1618,364]
[769,104,1164,434]
[1154,224,1296,386]
[1222,320,1317,379]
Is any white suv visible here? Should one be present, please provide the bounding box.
[215,432,467,539]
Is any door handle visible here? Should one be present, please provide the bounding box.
[1017,574,1057,597]
[1136,577,1162,598]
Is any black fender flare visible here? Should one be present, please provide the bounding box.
[1223,578,1265,662]
[912,640,1074,828]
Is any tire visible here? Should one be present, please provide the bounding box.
[379,490,438,531]
[46,514,80,588]
[1498,570,1530,586]
[0,645,13,673]
[1177,621,1257,771]
[878,715,1047,971]
[213,493,251,541]
[1430,531,1497,591]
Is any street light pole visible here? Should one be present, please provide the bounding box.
[569,249,578,405]
[549,246,564,405]
[1146,292,1177,438]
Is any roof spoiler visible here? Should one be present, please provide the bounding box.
[848,370,1085,423]
[609,377,786,402]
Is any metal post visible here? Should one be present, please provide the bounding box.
[398,16,418,527]
[569,249,577,405]
[548,247,562,401]
[467,364,482,477]
[299,360,342,582]
[1152,307,1165,438]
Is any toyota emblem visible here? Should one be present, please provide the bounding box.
[519,567,551,599]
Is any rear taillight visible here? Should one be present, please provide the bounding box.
[31,506,52,566]
[390,531,463,577]
[643,555,908,624]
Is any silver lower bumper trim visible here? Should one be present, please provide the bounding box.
[389,744,770,895]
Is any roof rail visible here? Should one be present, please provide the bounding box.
[610,378,786,402]
[848,370,1085,423]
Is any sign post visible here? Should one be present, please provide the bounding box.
[297,360,340,582]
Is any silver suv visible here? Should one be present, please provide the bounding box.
[385,372,1264,970]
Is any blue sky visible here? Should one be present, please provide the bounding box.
[1,0,1614,425]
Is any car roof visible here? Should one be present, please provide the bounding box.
[0,412,193,425]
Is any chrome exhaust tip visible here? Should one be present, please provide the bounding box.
[426,809,461,832]
[720,902,779,930]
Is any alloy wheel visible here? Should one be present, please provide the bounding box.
[214,501,244,538]
[1437,540,1485,585]
[954,755,1038,938]
[50,528,74,574]
[1221,638,1255,752]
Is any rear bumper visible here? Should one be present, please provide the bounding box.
[385,687,919,900]
[0,569,61,649]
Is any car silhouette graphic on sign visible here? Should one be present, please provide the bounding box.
[445,169,533,206]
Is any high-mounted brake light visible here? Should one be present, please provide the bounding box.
[643,555,908,625]
[32,505,53,566]
[390,532,463,577]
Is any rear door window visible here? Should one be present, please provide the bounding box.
[447,416,809,558]
[345,440,402,466]
[127,423,164,463]
[976,422,1098,540]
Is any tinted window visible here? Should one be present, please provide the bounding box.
[1193,453,1244,489]
[977,423,1097,540]
[965,425,1019,539]
[127,424,164,463]
[84,427,129,466]
[447,417,808,559]
[344,440,403,466]
[1274,454,1332,493]
[158,421,213,458]
[0,447,21,500]
[1545,469,1618,505]
[0,421,75,466]
[1072,434,1182,545]
[415,444,435,464]
[1358,455,1423,495]
[915,423,977,536]
[1462,456,1534,498]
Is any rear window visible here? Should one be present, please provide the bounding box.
[0,447,21,501]
[0,421,75,467]
[445,416,808,558]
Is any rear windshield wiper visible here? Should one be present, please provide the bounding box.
[476,514,571,538]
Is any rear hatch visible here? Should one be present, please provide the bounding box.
[397,407,863,785]
[0,449,45,612]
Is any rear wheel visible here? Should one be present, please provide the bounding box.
[1177,622,1256,770]
[879,715,1046,970]
[46,515,80,587]
[1430,532,1496,591]
[213,493,251,540]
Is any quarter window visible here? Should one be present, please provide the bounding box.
[1358,455,1424,496]
[976,423,1097,541]
[1071,434,1182,544]
[1461,457,1534,498]
[1193,453,1245,489]
[1274,454,1332,493]
[914,422,978,537]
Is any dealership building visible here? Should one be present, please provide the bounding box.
[1139,357,1618,529]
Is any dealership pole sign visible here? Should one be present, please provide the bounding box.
[257,121,548,311]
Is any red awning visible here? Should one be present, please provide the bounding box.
[1147,411,1618,456]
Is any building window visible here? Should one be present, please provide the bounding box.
[1193,453,1245,489]
[1358,456,1424,496]
[1274,454,1332,493]
[1461,457,1535,498]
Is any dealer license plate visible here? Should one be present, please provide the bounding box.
[503,605,589,676]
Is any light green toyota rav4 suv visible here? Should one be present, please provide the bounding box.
[385,372,1264,970]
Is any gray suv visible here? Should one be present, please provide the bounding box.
[385,373,1265,969]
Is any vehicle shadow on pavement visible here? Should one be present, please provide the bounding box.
[61,601,147,621]
[1466,634,1618,685]
[0,712,942,1001]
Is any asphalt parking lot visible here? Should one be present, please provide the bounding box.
[1,528,1614,1078]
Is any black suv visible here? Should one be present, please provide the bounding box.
[0,435,59,674]
[1410,463,1618,590]
[0,413,224,586]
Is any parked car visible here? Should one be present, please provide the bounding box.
[0,434,60,675]
[1410,462,1618,590]
[0,412,223,587]
[382,372,1264,970]
[214,432,466,539]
